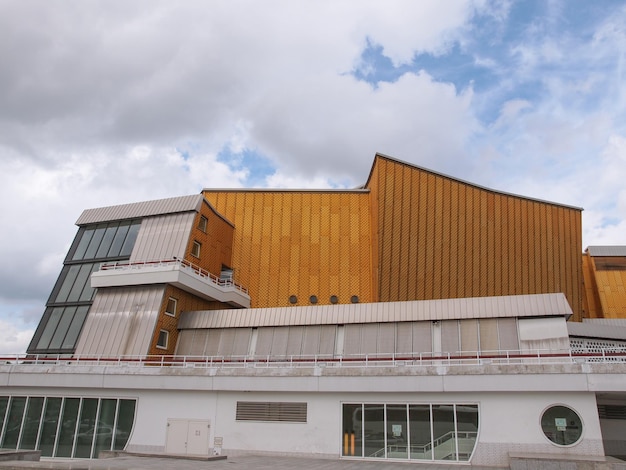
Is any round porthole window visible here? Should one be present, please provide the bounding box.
[309,295,318,304]
[540,405,583,446]
[289,295,298,304]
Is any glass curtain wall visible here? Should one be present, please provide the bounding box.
[0,396,135,459]
[342,403,478,462]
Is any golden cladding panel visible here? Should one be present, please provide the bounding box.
[203,191,374,308]
[370,156,582,319]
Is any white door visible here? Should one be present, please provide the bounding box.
[186,420,210,455]
[165,419,210,456]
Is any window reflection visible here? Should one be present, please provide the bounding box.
[0,396,136,459]
[342,403,478,462]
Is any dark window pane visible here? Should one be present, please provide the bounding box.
[96,226,118,259]
[75,398,98,458]
[62,306,89,350]
[456,405,478,461]
[113,400,136,450]
[54,265,81,303]
[409,405,432,460]
[84,226,106,259]
[0,396,8,437]
[56,398,80,458]
[107,222,131,257]
[78,264,99,302]
[19,397,44,450]
[39,398,62,457]
[541,405,583,446]
[386,404,408,459]
[67,264,93,302]
[36,308,63,350]
[363,404,385,458]
[1,397,26,449]
[342,404,362,457]
[93,399,116,457]
[432,405,456,461]
[48,307,76,350]
[120,222,140,257]
[72,229,95,261]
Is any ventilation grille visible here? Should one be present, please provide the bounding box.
[598,405,626,420]
[236,401,307,423]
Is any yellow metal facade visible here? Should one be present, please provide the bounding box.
[366,155,583,320]
[582,253,626,319]
[202,190,376,308]
[202,154,583,319]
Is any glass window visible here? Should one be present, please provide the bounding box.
[191,241,201,258]
[84,226,107,259]
[36,308,63,350]
[19,397,44,450]
[39,397,62,457]
[157,330,169,349]
[95,226,118,259]
[48,307,77,350]
[120,222,140,257]
[56,398,80,457]
[386,404,408,459]
[363,404,385,458]
[342,404,362,457]
[93,399,116,458]
[107,222,131,258]
[198,215,208,232]
[409,405,432,460]
[456,405,478,461]
[1,397,26,449]
[53,265,81,303]
[165,298,177,317]
[62,306,89,350]
[432,405,456,461]
[71,228,95,261]
[0,396,8,437]
[541,405,583,446]
[74,398,98,458]
[113,400,136,450]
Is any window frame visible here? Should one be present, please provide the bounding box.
[156,330,169,350]
[191,240,201,258]
[165,297,177,317]
[198,215,208,232]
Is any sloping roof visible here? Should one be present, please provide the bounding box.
[179,293,572,329]
[568,319,626,341]
[586,246,626,257]
[76,194,204,225]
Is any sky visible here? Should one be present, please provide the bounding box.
[1,0,625,354]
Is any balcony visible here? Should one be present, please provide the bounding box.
[91,259,250,308]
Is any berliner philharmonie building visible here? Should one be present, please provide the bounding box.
[1,153,626,467]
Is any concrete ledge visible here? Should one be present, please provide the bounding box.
[98,450,227,461]
[0,451,40,462]
[510,452,626,470]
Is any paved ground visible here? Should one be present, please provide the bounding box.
[0,454,507,470]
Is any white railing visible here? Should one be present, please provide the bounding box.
[2,347,626,370]
[99,258,248,294]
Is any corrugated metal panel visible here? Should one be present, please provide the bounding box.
[568,322,626,341]
[74,285,165,356]
[76,195,203,225]
[178,293,572,329]
[586,246,626,257]
[130,212,195,262]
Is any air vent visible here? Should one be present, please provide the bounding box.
[598,404,626,420]
[236,401,307,423]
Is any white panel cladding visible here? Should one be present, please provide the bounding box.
[497,318,519,351]
[518,317,570,352]
[75,285,165,357]
[179,293,572,330]
[130,212,196,262]
[76,194,203,225]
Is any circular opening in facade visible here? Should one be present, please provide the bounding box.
[309,295,318,304]
[330,295,338,304]
[350,295,359,304]
[540,405,583,446]
[289,295,298,304]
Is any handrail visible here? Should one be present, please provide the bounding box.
[3,347,626,369]
[98,258,248,294]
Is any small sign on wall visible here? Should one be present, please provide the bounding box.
[555,418,567,431]
[213,437,223,456]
